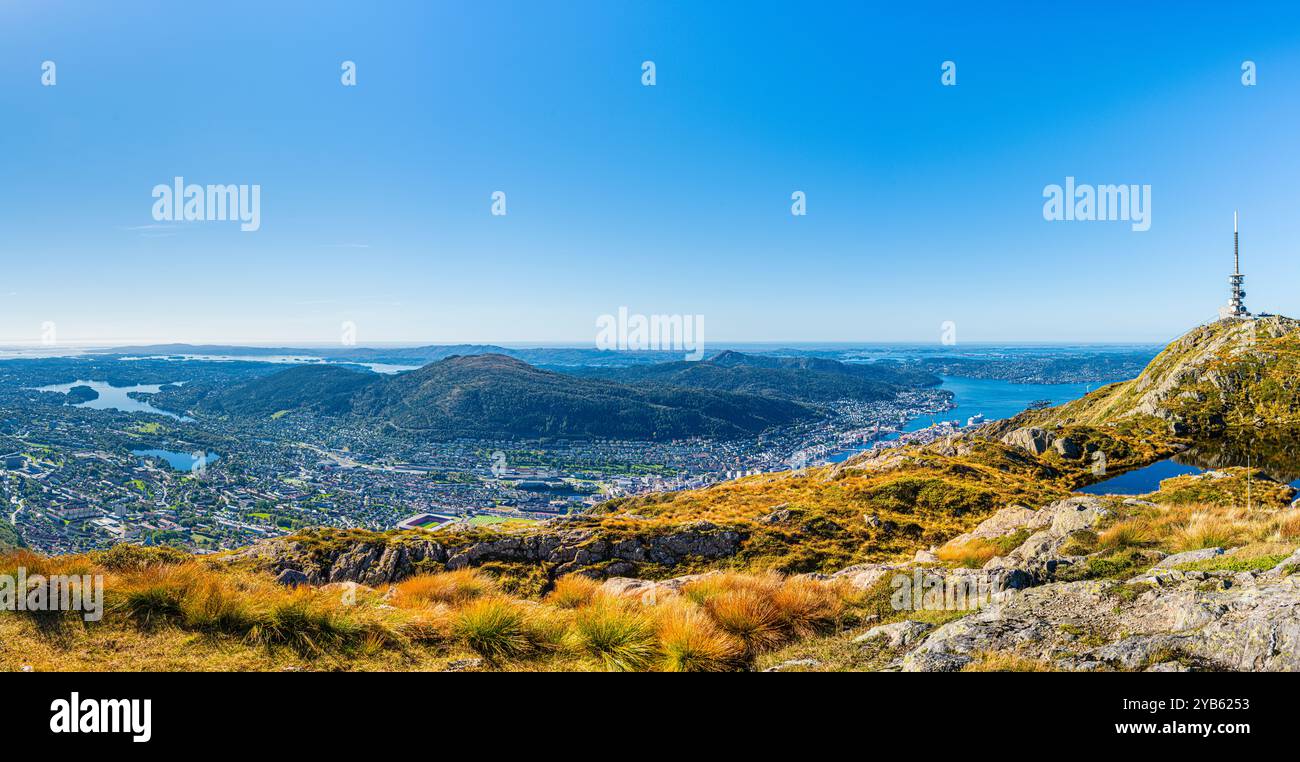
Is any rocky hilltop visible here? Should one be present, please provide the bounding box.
[1031,315,1300,434]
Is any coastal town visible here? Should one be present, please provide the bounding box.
[0,380,962,555]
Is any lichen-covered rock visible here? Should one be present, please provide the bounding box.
[274,568,310,587]
[1153,547,1225,569]
[901,575,1300,672]
[1052,436,1084,459]
[831,562,905,590]
[1265,547,1300,577]
[225,522,747,585]
[854,620,933,648]
[980,496,1110,583]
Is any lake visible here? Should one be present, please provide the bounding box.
[33,380,193,421]
[132,449,220,471]
[1075,459,1204,495]
[1079,435,1300,495]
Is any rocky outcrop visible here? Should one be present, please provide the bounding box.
[1001,427,1054,455]
[600,571,718,601]
[226,521,747,586]
[1152,547,1225,569]
[1043,314,1300,433]
[823,489,1300,672]
[1051,436,1083,459]
[828,499,1113,595]
[900,573,1300,672]
[1001,426,1089,460]
[854,620,933,648]
[274,568,310,588]
[979,496,1111,583]
[831,562,906,590]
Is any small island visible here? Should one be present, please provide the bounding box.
[65,385,100,404]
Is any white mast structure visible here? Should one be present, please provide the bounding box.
[1219,210,1250,320]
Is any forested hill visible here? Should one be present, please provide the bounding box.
[177,354,819,440]
[572,350,938,403]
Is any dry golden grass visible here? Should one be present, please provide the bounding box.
[451,596,535,662]
[701,589,787,657]
[395,605,454,644]
[653,598,743,672]
[934,538,1000,568]
[544,574,602,609]
[1170,511,1250,552]
[1268,510,1300,541]
[1095,502,1295,555]
[392,568,495,607]
[1097,519,1155,550]
[593,437,1094,575]
[0,549,866,672]
[960,651,1054,672]
[769,576,846,637]
[681,571,781,603]
[570,600,658,671]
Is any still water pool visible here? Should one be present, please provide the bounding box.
[1078,436,1300,495]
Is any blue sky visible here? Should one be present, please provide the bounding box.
[2,1,1299,345]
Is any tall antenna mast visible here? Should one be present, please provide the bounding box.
[1220,211,1249,320]
[1234,210,1240,275]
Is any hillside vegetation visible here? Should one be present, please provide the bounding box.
[581,350,940,403]
[349,354,813,440]
[0,519,22,551]
[8,463,1295,672]
[12,317,1300,671]
[1029,316,1300,434]
[164,354,820,440]
[0,545,873,672]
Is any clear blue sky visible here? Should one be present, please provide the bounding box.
[2,1,1299,345]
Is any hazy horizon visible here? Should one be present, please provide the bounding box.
[0,338,1167,352]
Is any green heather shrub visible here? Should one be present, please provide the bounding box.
[452,597,533,662]
[1055,549,1148,582]
[572,602,657,671]
[1175,552,1291,574]
[93,543,189,571]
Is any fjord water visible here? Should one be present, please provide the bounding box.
[827,376,1109,463]
[904,376,1101,431]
